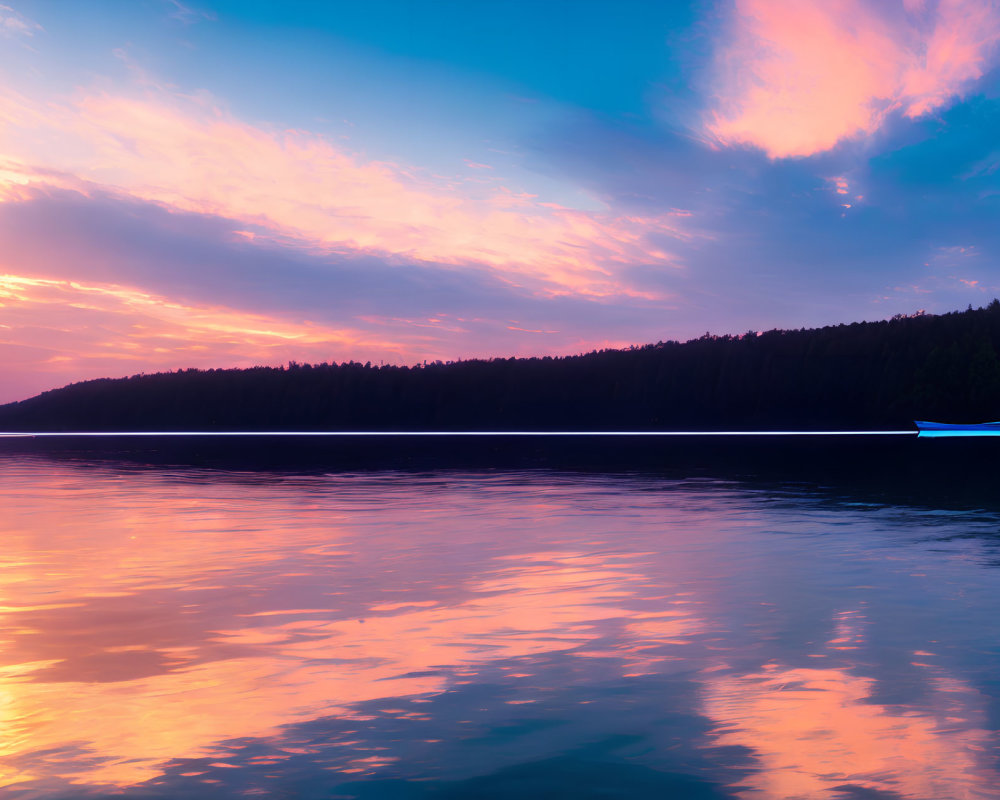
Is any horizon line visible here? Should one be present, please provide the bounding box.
[0,430,924,438]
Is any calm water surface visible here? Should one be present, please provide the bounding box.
[1,456,999,798]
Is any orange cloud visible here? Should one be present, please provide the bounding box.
[703,660,994,798]
[0,273,413,401]
[0,85,687,299]
[0,76,694,400]
[709,0,1000,158]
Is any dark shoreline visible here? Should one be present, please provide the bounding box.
[2,433,999,510]
[6,303,1000,437]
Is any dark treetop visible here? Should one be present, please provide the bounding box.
[3,302,1000,432]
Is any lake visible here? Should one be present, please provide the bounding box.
[0,450,998,799]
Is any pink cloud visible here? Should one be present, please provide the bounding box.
[0,85,687,300]
[0,75,701,399]
[0,273,415,402]
[901,0,1000,115]
[0,257,667,402]
[708,0,1000,158]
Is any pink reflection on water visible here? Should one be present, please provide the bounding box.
[0,464,706,789]
[702,655,996,797]
[0,460,998,796]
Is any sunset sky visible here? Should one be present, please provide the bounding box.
[2,0,1000,401]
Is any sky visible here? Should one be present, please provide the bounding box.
[1,0,1000,402]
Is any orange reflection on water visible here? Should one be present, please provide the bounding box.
[0,535,701,790]
[0,654,444,788]
[825,606,867,652]
[702,660,995,799]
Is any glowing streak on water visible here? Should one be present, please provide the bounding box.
[915,430,1000,437]
[0,430,924,438]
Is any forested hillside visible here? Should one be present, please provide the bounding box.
[4,302,1000,431]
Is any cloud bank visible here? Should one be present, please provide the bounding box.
[709,0,1000,157]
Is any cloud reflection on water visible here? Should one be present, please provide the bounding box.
[703,661,993,799]
[0,461,996,797]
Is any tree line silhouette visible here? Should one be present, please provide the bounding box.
[4,301,1000,432]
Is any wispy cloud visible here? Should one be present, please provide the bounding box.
[708,0,1000,158]
[0,83,687,300]
[3,5,1000,402]
[0,182,679,402]
[165,0,215,25]
[0,272,409,402]
[0,3,41,38]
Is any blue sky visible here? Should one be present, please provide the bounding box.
[0,0,999,400]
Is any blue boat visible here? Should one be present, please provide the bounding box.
[915,420,1000,437]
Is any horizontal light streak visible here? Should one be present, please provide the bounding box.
[915,430,1000,438]
[0,430,921,437]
